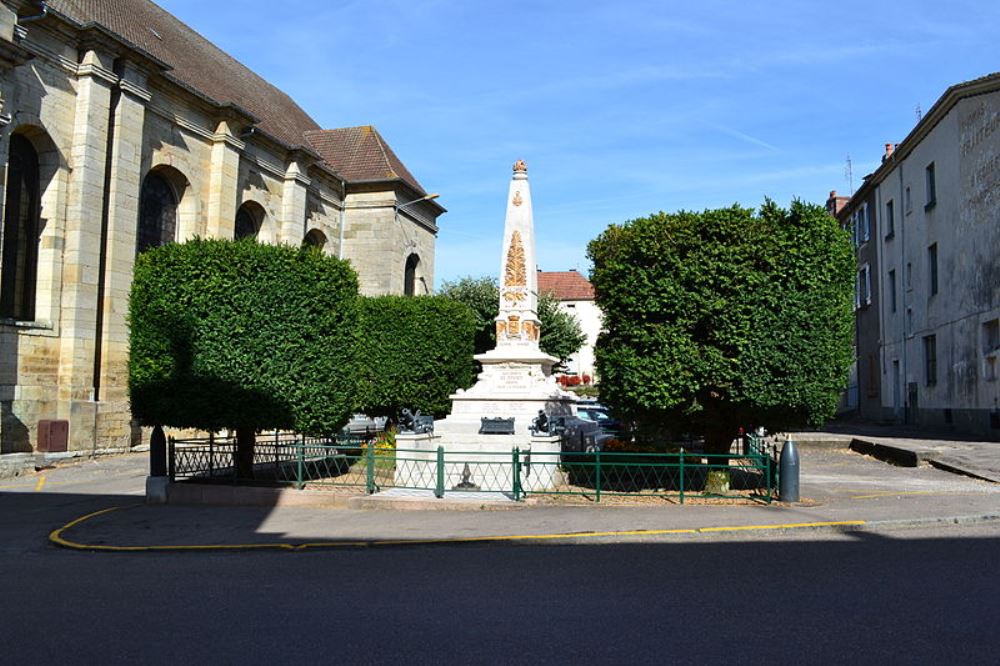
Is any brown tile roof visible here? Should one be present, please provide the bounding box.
[44,1,434,197]
[538,271,595,301]
[304,126,427,194]
[49,0,321,150]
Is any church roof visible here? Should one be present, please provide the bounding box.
[304,126,427,195]
[44,1,431,194]
[537,270,595,301]
[48,0,320,149]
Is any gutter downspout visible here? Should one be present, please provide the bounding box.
[337,179,346,259]
[896,155,908,424]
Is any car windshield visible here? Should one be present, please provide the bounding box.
[579,408,611,423]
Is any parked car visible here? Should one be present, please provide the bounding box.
[343,413,387,438]
[550,415,614,453]
[575,401,625,436]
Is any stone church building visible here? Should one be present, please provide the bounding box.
[0,0,445,453]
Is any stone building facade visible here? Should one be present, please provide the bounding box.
[831,73,1000,438]
[0,0,444,454]
[829,174,883,420]
[537,270,602,379]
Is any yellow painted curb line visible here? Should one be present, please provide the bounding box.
[851,491,957,500]
[698,520,866,533]
[49,506,868,553]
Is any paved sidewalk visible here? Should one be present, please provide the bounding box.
[6,443,998,550]
[35,445,999,549]
[787,423,1000,483]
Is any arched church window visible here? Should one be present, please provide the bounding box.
[137,172,178,255]
[404,253,420,296]
[1,134,41,321]
[234,203,261,240]
[303,229,326,250]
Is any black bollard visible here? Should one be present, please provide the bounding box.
[779,437,800,502]
[150,425,167,477]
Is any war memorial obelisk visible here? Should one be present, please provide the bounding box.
[395,160,576,491]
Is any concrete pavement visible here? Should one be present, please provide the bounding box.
[4,443,995,550]
[788,422,1000,483]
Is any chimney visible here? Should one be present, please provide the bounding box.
[882,143,895,162]
[826,190,849,217]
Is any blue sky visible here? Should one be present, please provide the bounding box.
[160,0,1000,287]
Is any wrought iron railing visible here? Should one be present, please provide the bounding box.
[169,433,777,503]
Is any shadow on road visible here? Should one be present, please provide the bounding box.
[2,485,999,663]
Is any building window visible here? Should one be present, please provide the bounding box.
[985,319,1000,382]
[884,200,894,239]
[856,264,871,308]
[234,202,263,240]
[137,172,178,255]
[928,243,938,296]
[925,162,936,209]
[302,229,327,250]
[867,354,878,398]
[0,134,41,321]
[923,335,937,386]
[906,262,912,291]
[851,204,870,246]
[888,269,897,313]
[985,319,1000,353]
[905,186,912,214]
[403,253,420,296]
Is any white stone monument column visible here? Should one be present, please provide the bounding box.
[484,159,546,363]
[396,160,574,492]
[432,160,575,440]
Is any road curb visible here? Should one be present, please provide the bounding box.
[48,505,1000,554]
[859,513,1000,530]
[849,438,921,467]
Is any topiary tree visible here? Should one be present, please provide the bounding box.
[587,199,854,455]
[129,238,359,478]
[438,276,586,370]
[354,295,476,419]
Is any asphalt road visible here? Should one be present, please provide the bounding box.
[2,455,999,664]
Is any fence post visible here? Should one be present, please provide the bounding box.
[595,448,602,503]
[435,446,445,498]
[167,436,176,481]
[296,435,305,490]
[765,449,772,504]
[208,432,214,478]
[512,447,521,501]
[679,448,685,504]
[365,439,375,494]
[274,429,280,476]
[771,442,780,502]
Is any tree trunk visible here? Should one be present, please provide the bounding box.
[235,426,256,480]
[702,414,738,493]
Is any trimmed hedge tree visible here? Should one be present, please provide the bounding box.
[587,200,855,454]
[129,238,359,477]
[354,295,476,419]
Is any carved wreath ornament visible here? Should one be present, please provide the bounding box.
[503,231,527,303]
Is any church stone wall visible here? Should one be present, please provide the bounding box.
[0,13,439,455]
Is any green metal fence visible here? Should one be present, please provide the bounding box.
[169,434,777,503]
[169,432,366,487]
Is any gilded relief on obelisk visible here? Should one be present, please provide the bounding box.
[502,230,527,303]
